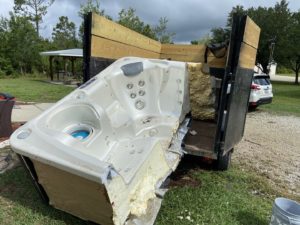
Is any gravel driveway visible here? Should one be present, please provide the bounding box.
[233,111,300,199]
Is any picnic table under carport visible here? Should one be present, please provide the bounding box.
[40,48,83,81]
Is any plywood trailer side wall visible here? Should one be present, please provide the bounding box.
[85,13,227,80]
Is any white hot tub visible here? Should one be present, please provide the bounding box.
[10,57,190,225]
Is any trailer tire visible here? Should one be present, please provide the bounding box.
[248,105,258,111]
[216,149,233,171]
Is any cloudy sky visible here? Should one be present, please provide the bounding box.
[0,0,300,43]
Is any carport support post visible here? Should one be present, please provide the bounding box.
[64,57,67,81]
[71,58,75,77]
[49,56,54,81]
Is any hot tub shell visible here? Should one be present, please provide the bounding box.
[11,57,191,225]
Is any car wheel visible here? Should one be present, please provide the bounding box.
[216,149,233,171]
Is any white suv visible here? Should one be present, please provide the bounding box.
[249,73,273,109]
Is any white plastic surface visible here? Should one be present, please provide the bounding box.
[10,57,190,225]
[270,198,300,225]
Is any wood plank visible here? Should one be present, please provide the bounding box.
[90,35,226,67]
[91,13,161,54]
[160,44,205,61]
[160,53,226,67]
[238,42,258,69]
[160,43,226,67]
[161,44,206,54]
[160,52,204,62]
[90,13,239,68]
[91,35,160,59]
[89,13,260,71]
[243,16,261,49]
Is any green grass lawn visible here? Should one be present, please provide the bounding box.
[156,160,277,225]
[277,73,295,77]
[1,79,299,117]
[0,78,74,102]
[260,81,300,116]
[0,160,281,225]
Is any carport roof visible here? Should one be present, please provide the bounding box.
[40,48,83,57]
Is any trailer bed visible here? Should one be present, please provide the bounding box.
[184,120,217,159]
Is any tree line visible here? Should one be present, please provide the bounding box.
[192,0,300,84]
[0,0,174,77]
[1,0,299,84]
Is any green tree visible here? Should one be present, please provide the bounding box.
[284,11,300,84]
[210,27,230,44]
[78,4,173,43]
[118,8,157,39]
[0,13,41,74]
[141,24,156,40]
[13,0,54,36]
[210,5,245,44]
[227,5,246,27]
[153,17,175,43]
[78,0,111,42]
[246,6,274,68]
[210,0,298,82]
[52,16,78,49]
[191,33,211,45]
[0,16,12,75]
[247,1,292,75]
[78,0,108,19]
[118,8,144,34]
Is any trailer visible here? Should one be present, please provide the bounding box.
[10,13,260,225]
[83,13,260,169]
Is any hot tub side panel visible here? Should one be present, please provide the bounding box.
[32,159,114,225]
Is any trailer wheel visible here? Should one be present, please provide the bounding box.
[216,149,233,171]
[248,105,258,111]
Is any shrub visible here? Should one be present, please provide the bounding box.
[276,66,294,74]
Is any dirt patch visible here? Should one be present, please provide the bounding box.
[0,122,23,174]
[233,111,300,199]
[169,173,201,188]
[168,156,214,188]
[0,145,20,174]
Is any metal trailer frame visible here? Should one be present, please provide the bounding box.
[82,13,259,169]
[212,15,256,168]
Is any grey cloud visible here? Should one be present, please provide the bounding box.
[1,0,300,42]
[42,0,82,38]
[98,0,234,42]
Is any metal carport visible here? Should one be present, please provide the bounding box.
[40,49,83,81]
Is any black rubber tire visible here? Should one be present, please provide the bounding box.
[216,149,233,171]
[248,105,258,111]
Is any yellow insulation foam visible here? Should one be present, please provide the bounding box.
[188,63,215,120]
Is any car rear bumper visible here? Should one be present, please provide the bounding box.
[250,97,272,106]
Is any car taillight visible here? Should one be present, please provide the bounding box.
[251,84,261,90]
